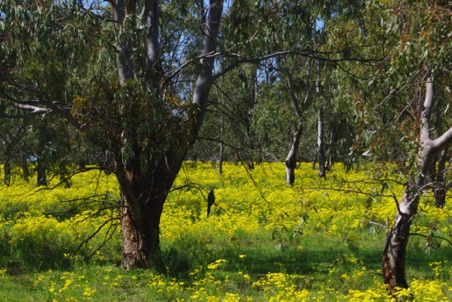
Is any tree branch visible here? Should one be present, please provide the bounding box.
[432,127,452,151]
[420,78,434,142]
[10,103,51,114]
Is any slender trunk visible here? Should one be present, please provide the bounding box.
[382,185,421,290]
[434,149,448,208]
[284,62,312,185]
[21,157,29,182]
[37,160,47,186]
[218,111,224,175]
[246,69,258,169]
[317,108,326,178]
[285,122,303,185]
[113,0,135,85]
[4,159,11,186]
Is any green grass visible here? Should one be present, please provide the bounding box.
[1,232,450,301]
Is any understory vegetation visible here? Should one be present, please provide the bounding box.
[0,162,451,301]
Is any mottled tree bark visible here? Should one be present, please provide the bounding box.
[117,156,181,270]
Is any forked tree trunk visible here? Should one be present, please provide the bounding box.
[383,79,452,292]
[283,62,312,185]
[285,122,303,185]
[110,0,223,270]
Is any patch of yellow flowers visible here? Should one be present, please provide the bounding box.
[1,162,451,300]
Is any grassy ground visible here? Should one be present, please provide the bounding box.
[0,162,451,301]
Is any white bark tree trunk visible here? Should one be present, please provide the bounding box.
[285,122,303,185]
[317,107,326,178]
[283,63,312,185]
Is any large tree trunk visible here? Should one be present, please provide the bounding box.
[116,150,186,270]
[120,196,159,269]
[383,79,452,292]
[285,122,302,185]
[119,186,167,270]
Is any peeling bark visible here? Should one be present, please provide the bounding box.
[120,190,165,271]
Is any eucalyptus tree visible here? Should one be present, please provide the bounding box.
[321,0,451,292]
[3,0,339,270]
[378,1,452,291]
[1,0,226,269]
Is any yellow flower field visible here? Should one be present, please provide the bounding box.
[0,162,451,301]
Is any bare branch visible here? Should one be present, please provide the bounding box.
[10,103,51,114]
[409,232,452,246]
